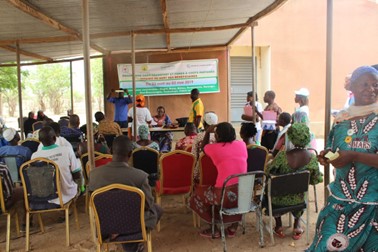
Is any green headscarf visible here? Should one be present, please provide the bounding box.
[287,123,311,148]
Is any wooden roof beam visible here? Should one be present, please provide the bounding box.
[160,0,171,51]
[0,45,53,61]
[7,0,107,54]
[0,36,78,46]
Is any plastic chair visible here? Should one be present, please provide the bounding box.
[32,121,44,132]
[89,184,152,252]
[0,174,20,252]
[192,153,218,228]
[20,138,40,154]
[130,147,160,187]
[155,150,195,231]
[218,171,267,251]
[0,155,26,184]
[20,158,79,251]
[265,170,310,245]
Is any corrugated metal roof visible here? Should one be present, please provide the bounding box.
[0,0,287,65]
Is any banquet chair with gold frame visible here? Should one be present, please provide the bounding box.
[0,174,20,252]
[89,184,152,252]
[20,158,79,251]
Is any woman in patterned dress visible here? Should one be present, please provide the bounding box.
[266,123,323,240]
[151,106,173,152]
[307,66,378,251]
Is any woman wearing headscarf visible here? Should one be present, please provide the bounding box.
[266,123,322,240]
[127,94,152,138]
[191,111,218,182]
[189,122,247,238]
[132,125,159,151]
[306,66,378,251]
[151,106,173,152]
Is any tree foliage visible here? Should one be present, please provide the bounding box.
[26,63,70,114]
[91,58,104,111]
[0,66,28,116]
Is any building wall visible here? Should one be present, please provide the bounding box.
[103,50,229,124]
[231,0,378,136]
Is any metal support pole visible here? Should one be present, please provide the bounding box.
[251,22,258,123]
[82,0,95,171]
[131,32,137,141]
[324,0,333,200]
[16,43,24,140]
[70,61,74,114]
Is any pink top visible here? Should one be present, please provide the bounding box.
[204,140,247,187]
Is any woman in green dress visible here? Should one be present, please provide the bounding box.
[266,123,323,240]
[307,66,378,251]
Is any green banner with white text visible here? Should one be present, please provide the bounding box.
[117,59,219,96]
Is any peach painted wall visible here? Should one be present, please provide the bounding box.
[232,0,378,136]
[103,50,229,124]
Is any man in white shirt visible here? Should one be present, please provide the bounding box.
[32,126,81,205]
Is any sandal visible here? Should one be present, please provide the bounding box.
[226,227,237,238]
[199,228,220,238]
[292,228,304,240]
[273,227,285,238]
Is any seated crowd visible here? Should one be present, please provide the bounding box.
[0,97,323,251]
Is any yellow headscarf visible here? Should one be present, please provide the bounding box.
[136,94,145,107]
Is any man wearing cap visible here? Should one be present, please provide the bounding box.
[0,128,32,169]
[293,87,310,122]
[188,88,204,130]
[107,88,133,128]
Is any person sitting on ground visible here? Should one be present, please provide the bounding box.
[24,111,37,138]
[189,122,247,238]
[240,122,258,146]
[175,123,197,151]
[0,128,32,169]
[32,126,82,206]
[88,135,163,252]
[191,112,218,182]
[265,123,322,240]
[151,106,173,152]
[271,112,292,157]
[132,125,159,152]
[95,111,123,136]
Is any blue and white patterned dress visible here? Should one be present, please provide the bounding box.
[307,112,378,251]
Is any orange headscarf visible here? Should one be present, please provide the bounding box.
[136,94,145,107]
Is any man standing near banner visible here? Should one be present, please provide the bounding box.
[106,88,133,128]
[188,88,204,130]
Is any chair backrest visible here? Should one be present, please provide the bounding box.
[131,147,159,175]
[103,134,117,149]
[20,138,40,153]
[90,184,147,245]
[0,155,26,183]
[184,144,193,153]
[32,121,44,131]
[269,170,310,197]
[62,135,82,152]
[246,144,268,172]
[198,153,217,186]
[159,150,195,194]
[0,175,6,214]
[86,154,113,179]
[220,171,266,213]
[20,158,63,209]
[80,151,102,183]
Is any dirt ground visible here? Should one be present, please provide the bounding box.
[0,182,325,252]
